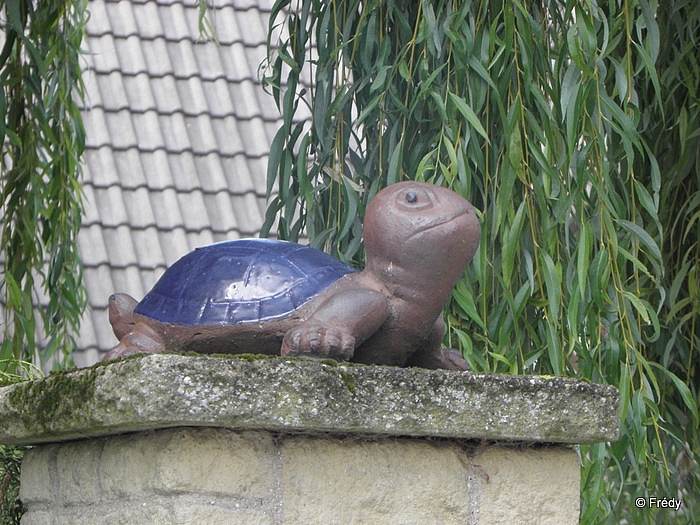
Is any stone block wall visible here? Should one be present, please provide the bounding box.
[20,427,580,525]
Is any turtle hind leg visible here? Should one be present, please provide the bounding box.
[436,347,470,371]
[407,346,470,371]
[405,316,470,371]
[103,321,166,361]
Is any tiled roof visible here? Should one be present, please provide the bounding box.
[74,0,282,366]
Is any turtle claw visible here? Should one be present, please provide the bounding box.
[103,342,145,362]
[281,323,355,361]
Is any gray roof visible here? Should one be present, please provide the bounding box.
[74,0,281,365]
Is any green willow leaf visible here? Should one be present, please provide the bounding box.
[387,138,403,185]
[447,92,490,144]
[616,219,664,276]
[452,279,485,331]
[267,127,287,197]
[541,251,562,321]
[577,221,593,300]
[503,200,526,283]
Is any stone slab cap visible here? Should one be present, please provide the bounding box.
[0,354,619,446]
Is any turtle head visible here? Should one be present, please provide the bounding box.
[363,181,480,301]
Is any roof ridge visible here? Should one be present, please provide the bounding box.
[81,101,279,122]
[86,29,268,48]
[83,66,266,83]
[83,181,270,197]
[81,221,264,236]
[84,144,272,160]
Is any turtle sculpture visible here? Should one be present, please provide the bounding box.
[105,181,480,370]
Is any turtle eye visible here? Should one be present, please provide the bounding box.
[395,186,433,211]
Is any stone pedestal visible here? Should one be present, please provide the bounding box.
[0,354,619,524]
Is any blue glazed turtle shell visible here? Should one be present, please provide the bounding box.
[134,239,356,325]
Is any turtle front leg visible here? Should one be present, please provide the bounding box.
[103,321,166,361]
[281,288,388,361]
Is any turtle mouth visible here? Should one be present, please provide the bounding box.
[407,209,470,240]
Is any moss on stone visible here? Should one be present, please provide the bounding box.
[7,366,104,433]
[339,372,356,393]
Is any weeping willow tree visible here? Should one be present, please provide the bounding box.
[260,0,699,522]
[0,0,88,372]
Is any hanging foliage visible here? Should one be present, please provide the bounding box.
[0,1,88,370]
[260,0,699,522]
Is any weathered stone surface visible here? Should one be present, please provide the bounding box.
[0,353,619,446]
[478,446,580,523]
[281,435,474,523]
[19,426,581,525]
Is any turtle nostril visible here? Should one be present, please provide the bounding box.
[405,191,417,203]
